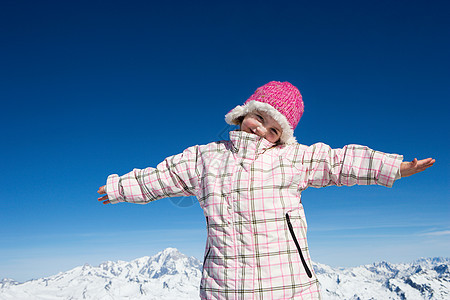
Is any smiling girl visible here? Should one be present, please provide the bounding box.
[98,81,434,299]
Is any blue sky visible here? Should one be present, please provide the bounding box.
[0,0,449,282]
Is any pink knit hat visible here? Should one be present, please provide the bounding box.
[225,81,304,144]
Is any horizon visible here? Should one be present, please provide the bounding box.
[1,0,449,283]
[3,246,450,283]
[2,247,448,300]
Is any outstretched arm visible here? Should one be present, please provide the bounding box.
[400,158,435,178]
[303,143,404,188]
[97,145,202,205]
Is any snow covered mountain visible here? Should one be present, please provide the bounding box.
[315,257,450,299]
[1,248,448,299]
[0,248,202,300]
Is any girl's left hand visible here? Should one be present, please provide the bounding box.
[400,158,435,178]
[97,185,111,205]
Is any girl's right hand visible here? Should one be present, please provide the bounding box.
[400,158,435,177]
[97,185,111,205]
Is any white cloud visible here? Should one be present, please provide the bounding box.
[419,230,450,236]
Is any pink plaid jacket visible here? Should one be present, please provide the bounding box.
[106,131,403,300]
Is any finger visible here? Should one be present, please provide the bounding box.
[418,158,432,164]
[97,186,106,194]
[415,162,435,173]
[406,159,416,168]
[98,195,108,201]
[424,158,434,163]
[417,158,435,168]
[420,163,435,170]
[422,162,434,168]
[103,200,111,205]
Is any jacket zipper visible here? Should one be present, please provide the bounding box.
[203,248,211,266]
[286,213,313,278]
[203,217,211,266]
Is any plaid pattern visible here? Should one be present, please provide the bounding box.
[106,131,403,300]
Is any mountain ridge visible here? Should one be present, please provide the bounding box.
[1,248,449,299]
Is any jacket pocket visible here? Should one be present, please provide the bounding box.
[286,213,313,278]
[203,217,211,267]
[203,248,211,266]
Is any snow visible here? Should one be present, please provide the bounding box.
[315,257,450,300]
[0,248,201,300]
[1,249,449,299]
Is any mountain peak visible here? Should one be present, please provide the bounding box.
[161,247,180,254]
[0,279,19,289]
[1,251,449,300]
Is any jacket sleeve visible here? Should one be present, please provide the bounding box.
[302,143,403,188]
[105,145,201,204]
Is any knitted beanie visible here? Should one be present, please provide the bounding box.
[225,81,304,144]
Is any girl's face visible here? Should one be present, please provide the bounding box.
[240,111,282,144]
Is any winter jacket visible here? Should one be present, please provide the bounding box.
[106,130,403,300]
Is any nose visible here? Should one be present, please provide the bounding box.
[253,126,267,137]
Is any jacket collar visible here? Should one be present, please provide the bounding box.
[229,130,276,157]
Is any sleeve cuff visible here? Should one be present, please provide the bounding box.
[106,174,125,204]
[379,154,403,188]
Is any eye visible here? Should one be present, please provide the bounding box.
[271,128,279,135]
[255,114,263,121]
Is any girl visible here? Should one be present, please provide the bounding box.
[97,81,434,300]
